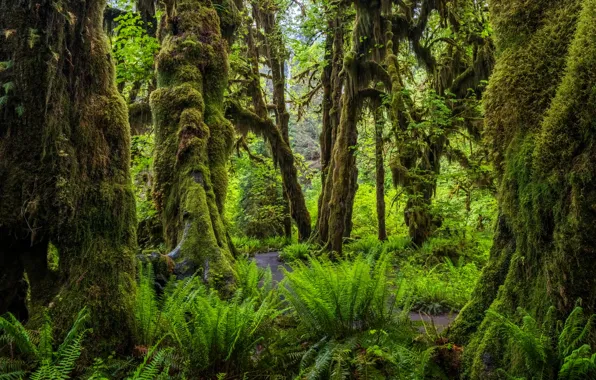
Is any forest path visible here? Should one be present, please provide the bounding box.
[253,251,457,331]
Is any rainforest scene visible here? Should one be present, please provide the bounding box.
[2,0,596,378]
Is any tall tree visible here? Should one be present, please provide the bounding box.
[452,0,596,377]
[0,0,137,350]
[313,2,346,247]
[225,0,312,241]
[151,0,237,280]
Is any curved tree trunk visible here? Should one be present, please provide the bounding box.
[452,0,596,378]
[227,11,311,241]
[151,0,235,282]
[0,0,137,350]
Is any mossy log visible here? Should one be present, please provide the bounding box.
[0,0,137,351]
[452,0,596,377]
[151,0,235,283]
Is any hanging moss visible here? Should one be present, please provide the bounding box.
[0,0,137,352]
[452,0,596,377]
[151,0,235,284]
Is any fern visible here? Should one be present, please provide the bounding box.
[489,303,596,379]
[131,265,281,377]
[558,345,596,379]
[134,263,161,347]
[0,307,89,379]
[126,344,172,380]
[282,254,425,379]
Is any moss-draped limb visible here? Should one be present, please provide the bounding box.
[231,12,312,241]
[225,102,312,241]
[0,0,137,350]
[151,0,235,282]
[453,0,596,377]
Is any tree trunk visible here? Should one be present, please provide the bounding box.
[374,101,387,241]
[452,0,596,377]
[0,0,137,351]
[326,90,360,254]
[151,0,235,282]
[315,12,344,246]
[230,12,311,241]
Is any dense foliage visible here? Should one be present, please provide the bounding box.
[2,0,596,378]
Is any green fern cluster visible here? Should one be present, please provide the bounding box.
[132,260,281,377]
[0,308,89,380]
[279,242,313,262]
[489,301,596,379]
[281,254,436,379]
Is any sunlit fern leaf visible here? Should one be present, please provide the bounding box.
[0,313,37,357]
[127,341,173,380]
[558,344,596,380]
[55,330,87,377]
[38,313,54,363]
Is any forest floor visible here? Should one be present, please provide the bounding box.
[253,251,457,331]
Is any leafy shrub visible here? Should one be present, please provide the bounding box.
[399,259,480,314]
[232,235,290,255]
[344,235,384,260]
[234,151,288,239]
[231,236,263,255]
[279,243,312,262]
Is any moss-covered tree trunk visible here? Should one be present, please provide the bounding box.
[373,100,387,241]
[226,7,311,241]
[151,0,235,281]
[314,10,345,246]
[452,0,596,377]
[0,0,136,350]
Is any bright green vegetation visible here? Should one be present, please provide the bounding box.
[1,258,448,379]
[3,0,596,378]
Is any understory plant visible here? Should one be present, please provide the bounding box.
[279,242,313,262]
[399,259,480,314]
[0,308,89,379]
[132,261,282,378]
[487,302,596,379]
[281,254,441,378]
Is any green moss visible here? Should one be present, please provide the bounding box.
[457,0,596,377]
[151,0,235,284]
[0,0,137,352]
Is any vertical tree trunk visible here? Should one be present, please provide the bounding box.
[373,101,387,241]
[151,0,235,281]
[253,1,311,241]
[452,0,596,378]
[0,0,137,350]
[326,90,360,253]
[229,7,311,241]
[315,11,344,246]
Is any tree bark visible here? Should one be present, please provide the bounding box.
[230,11,312,241]
[373,100,387,241]
[0,0,137,351]
[315,11,345,246]
[151,0,236,282]
[452,0,596,377]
